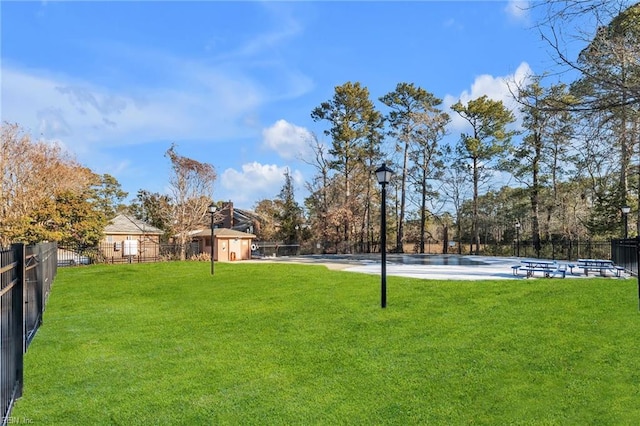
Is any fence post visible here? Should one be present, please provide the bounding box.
[15,243,25,400]
[569,239,573,261]
[636,236,640,312]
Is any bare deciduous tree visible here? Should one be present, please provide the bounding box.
[165,144,216,260]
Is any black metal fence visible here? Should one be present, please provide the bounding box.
[57,242,199,266]
[24,244,57,345]
[0,245,24,425]
[307,238,616,259]
[0,242,57,425]
[506,239,612,261]
[58,241,305,264]
[611,238,639,276]
[457,239,611,260]
[252,242,300,258]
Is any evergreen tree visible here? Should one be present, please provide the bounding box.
[311,81,384,253]
[276,169,303,245]
[451,95,516,255]
[507,79,576,255]
[94,174,128,220]
[380,82,448,253]
[129,190,173,241]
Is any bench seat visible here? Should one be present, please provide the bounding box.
[521,267,558,278]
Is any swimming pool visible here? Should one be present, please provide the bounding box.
[386,254,486,266]
[291,253,488,266]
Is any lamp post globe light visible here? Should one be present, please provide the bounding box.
[375,163,394,309]
[622,205,631,238]
[208,203,217,275]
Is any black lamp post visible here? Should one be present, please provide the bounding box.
[208,203,217,275]
[622,205,631,238]
[375,163,395,308]
[515,221,521,257]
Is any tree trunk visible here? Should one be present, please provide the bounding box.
[442,225,448,254]
[473,156,480,255]
[419,167,428,254]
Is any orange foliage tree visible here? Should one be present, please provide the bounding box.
[1,122,100,246]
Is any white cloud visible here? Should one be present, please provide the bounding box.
[0,65,263,156]
[219,1,302,60]
[442,18,464,31]
[1,33,314,153]
[220,162,304,207]
[444,62,533,133]
[505,0,530,21]
[233,17,301,58]
[262,119,312,160]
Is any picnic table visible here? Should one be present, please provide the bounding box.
[516,259,566,278]
[573,259,625,277]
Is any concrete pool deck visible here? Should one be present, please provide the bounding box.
[252,254,631,280]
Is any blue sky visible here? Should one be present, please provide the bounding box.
[2,1,563,210]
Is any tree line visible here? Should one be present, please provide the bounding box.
[2,1,639,258]
[0,126,211,257]
[300,1,640,256]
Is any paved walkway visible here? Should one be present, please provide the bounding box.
[252,254,631,280]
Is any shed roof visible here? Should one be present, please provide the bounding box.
[104,214,164,235]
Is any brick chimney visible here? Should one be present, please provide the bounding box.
[222,201,234,228]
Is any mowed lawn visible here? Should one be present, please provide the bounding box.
[12,261,640,424]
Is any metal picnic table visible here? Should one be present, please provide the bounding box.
[573,259,625,277]
[518,259,565,278]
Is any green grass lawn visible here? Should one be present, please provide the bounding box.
[12,261,640,425]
